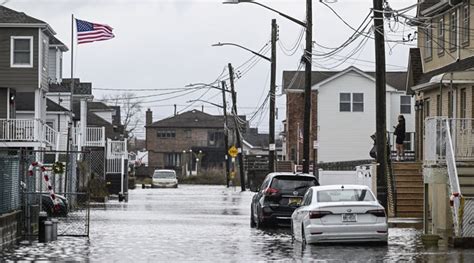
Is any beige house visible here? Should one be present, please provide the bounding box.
[407,0,474,243]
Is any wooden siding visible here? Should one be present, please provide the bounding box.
[39,31,49,91]
[0,28,38,90]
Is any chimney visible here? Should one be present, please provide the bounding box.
[146,108,152,126]
[202,105,204,112]
[174,104,177,116]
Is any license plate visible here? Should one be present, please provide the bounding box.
[342,213,357,222]
[288,197,302,206]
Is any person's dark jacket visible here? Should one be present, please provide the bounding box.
[394,121,406,143]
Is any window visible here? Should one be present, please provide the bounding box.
[352,93,364,112]
[449,11,458,51]
[157,130,176,138]
[425,23,433,59]
[424,99,431,119]
[438,18,445,55]
[448,91,453,117]
[184,129,192,138]
[302,189,313,206]
[11,36,33,67]
[339,93,351,112]
[400,96,411,114]
[340,93,363,112]
[437,94,441,116]
[461,88,467,118]
[165,153,181,167]
[462,3,470,45]
[208,131,224,147]
[404,133,413,151]
[317,189,375,202]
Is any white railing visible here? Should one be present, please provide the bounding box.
[424,117,474,164]
[0,119,58,149]
[107,139,127,159]
[86,127,105,147]
[445,119,462,237]
[0,119,35,141]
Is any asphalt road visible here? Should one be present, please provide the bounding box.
[1,185,474,262]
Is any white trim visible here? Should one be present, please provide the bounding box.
[42,38,48,73]
[38,29,42,89]
[312,66,399,92]
[10,36,34,68]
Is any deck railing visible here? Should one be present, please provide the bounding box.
[86,127,106,147]
[0,119,58,149]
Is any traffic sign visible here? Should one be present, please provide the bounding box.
[228,145,238,158]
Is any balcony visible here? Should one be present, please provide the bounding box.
[425,117,474,164]
[73,127,106,148]
[0,119,59,149]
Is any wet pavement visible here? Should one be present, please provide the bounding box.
[2,185,474,262]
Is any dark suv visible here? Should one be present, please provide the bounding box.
[250,173,319,228]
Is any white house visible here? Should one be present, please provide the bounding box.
[283,66,415,163]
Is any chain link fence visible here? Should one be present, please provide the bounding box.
[0,150,21,215]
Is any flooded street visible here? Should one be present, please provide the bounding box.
[2,185,474,262]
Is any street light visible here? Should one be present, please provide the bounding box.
[223,0,313,174]
[187,99,223,109]
[212,27,277,173]
[212,42,271,62]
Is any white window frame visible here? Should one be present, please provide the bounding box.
[449,11,458,50]
[10,36,34,68]
[462,3,470,45]
[42,38,48,72]
[438,18,445,55]
[352,93,364,112]
[400,95,412,114]
[339,93,351,112]
[425,23,433,59]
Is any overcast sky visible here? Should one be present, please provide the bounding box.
[6,0,417,138]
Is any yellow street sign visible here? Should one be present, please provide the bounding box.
[228,145,238,158]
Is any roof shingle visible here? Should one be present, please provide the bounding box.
[0,6,46,24]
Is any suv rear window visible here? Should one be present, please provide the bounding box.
[153,171,176,179]
[270,176,316,191]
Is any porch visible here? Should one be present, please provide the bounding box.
[0,119,59,149]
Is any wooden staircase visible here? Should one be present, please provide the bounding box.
[457,166,474,198]
[392,162,424,218]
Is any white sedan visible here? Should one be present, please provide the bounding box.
[291,185,388,245]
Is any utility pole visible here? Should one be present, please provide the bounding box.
[373,0,388,209]
[221,81,230,188]
[228,63,246,191]
[269,19,277,173]
[302,0,313,173]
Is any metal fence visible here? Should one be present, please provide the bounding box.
[0,150,21,215]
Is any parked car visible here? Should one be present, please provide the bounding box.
[250,173,319,228]
[151,169,178,188]
[291,185,388,245]
[42,194,69,217]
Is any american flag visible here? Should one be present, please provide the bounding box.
[76,19,115,45]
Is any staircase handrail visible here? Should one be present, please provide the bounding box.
[445,118,462,236]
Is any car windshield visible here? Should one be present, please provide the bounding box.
[270,176,316,191]
[317,189,375,202]
[153,171,175,179]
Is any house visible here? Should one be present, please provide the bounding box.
[242,127,283,157]
[407,0,474,242]
[0,6,62,150]
[145,109,247,174]
[283,66,414,163]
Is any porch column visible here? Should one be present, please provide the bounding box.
[34,89,42,143]
[80,98,87,149]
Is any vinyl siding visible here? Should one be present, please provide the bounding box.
[39,31,49,91]
[0,28,38,91]
[48,48,57,82]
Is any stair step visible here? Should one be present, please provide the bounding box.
[396,181,424,188]
[460,185,474,195]
[459,176,474,185]
[396,193,424,199]
[396,206,424,212]
[397,211,424,218]
[397,199,424,206]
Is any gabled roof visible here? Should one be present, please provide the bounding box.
[49,35,68,51]
[282,66,407,92]
[0,6,46,24]
[15,92,68,112]
[49,79,92,95]
[88,101,114,111]
[148,110,246,129]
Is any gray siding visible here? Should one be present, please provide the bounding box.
[0,88,8,118]
[48,48,56,83]
[0,28,39,90]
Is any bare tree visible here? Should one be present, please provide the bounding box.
[102,93,143,140]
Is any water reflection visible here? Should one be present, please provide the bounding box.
[1,185,474,262]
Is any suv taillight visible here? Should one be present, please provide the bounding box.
[366,209,386,217]
[264,187,279,196]
[309,211,332,219]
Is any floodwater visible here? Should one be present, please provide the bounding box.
[1,185,474,262]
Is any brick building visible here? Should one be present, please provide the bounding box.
[145,109,246,173]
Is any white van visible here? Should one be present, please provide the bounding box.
[151,169,178,188]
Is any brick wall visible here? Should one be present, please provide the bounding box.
[0,210,21,250]
[286,91,318,163]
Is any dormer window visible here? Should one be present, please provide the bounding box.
[11,36,33,68]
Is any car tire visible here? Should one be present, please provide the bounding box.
[250,206,256,228]
[255,210,266,229]
[174,184,178,188]
[301,224,307,246]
